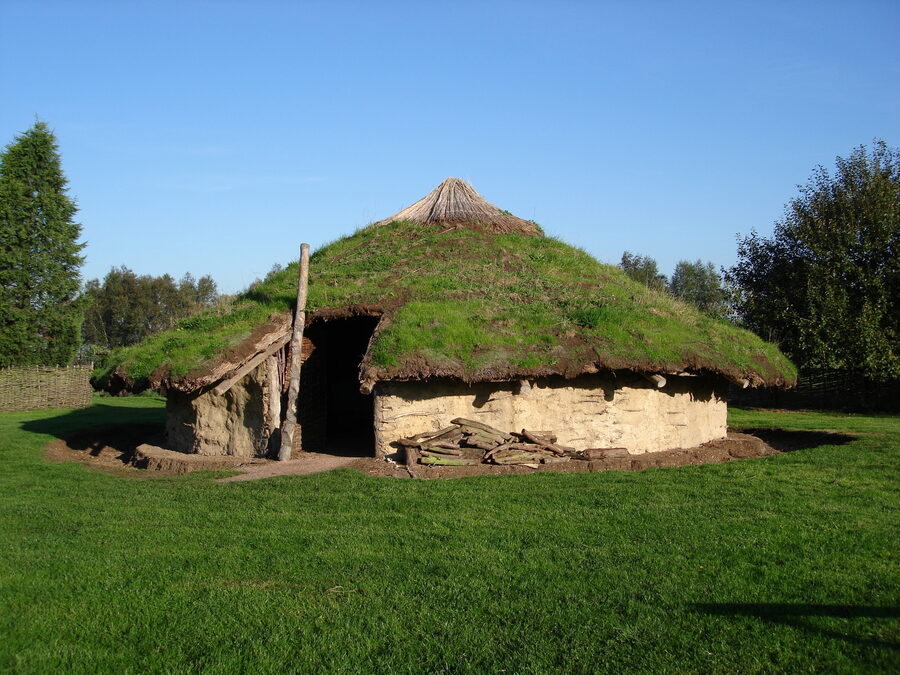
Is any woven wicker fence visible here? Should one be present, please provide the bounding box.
[0,365,94,412]
[729,369,900,412]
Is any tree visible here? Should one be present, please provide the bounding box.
[724,141,899,380]
[0,122,85,366]
[669,259,728,318]
[619,251,667,291]
[82,266,219,349]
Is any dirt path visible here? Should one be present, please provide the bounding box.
[217,455,362,482]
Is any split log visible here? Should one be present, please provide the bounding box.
[507,443,554,454]
[483,439,515,461]
[422,448,482,460]
[583,447,630,460]
[520,430,557,443]
[428,427,465,444]
[421,444,464,455]
[405,446,419,467]
[461,431,504,447]
[419,456,480,466]
[451,418,511,440]
[459,432,506,448]
[396,426,459,447]
[467,440,498,451]
[429,441,464,451]
[421,448,464,458]
[521,429,566,456]
[492,450,548,465]
[409,426,456,441]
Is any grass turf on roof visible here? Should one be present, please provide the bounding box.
[97,220,796,389]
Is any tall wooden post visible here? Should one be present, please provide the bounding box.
[278,243,310,461]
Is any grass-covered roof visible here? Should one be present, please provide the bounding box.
[98,179,796,392]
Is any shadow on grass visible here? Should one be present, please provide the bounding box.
[741,428,856,452]
[21,402,165,447]
[693,603,899,649]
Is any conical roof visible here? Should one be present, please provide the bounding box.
[98,179,796,393]
[377,177,542,235]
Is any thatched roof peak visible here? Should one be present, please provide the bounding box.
[377,177,542,236]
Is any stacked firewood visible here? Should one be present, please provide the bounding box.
[396,418,581,468]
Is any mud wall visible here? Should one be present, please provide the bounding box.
[373,374,727,457]
[166,358,276,457]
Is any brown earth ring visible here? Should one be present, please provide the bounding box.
[41,427,827,481]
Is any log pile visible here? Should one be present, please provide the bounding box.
[396,418,624,468]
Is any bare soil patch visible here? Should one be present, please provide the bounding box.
[45,424,167,476]
[45,426,854,481]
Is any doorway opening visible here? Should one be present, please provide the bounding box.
[297,315,378,456]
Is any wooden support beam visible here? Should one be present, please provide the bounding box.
[211,333,290,396]
[278,243,311,461]
[266,354,281,436]
[643,373,667,388]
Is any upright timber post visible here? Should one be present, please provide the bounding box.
[278,243,310,461]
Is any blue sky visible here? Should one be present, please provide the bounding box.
[2,0,898,293]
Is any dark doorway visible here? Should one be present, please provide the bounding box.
[297,315,378,456]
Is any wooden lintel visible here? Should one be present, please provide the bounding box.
[643,373,667,388]
[212,333,290,396]
[723,375,751,388]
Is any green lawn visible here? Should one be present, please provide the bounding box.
[1,397,897,673]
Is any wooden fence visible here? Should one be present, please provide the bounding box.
[730,369,900,412]
[0,365,94,412]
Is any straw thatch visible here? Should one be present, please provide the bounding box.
[377,177,542,235]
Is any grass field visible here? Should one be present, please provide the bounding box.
[1,397,897,673]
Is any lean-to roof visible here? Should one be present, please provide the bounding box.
[97,178,796,393]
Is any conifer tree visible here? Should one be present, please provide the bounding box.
[0,122,85,366]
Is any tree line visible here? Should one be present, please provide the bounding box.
[81,268,221,358]
[0,121,896,382]
[618,252,729,319]
[618,140,897,381]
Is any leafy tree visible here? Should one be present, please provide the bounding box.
[619,251,667,291]
[0,122,85,366]
[264,263,284,282]
[669,259,728,318]
[725,141,899,379]
[83,267,218,348]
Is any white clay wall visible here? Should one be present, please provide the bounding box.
[373,374,727,457]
